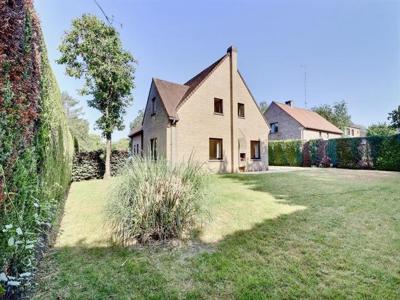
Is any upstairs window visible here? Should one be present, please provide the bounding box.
[214,98,223,114]
[209,138,223,160]
[238,103,245,118]
[251,140,261,159]
[150,138,157,160]
[151,97,156,115]
[270,122,278,133]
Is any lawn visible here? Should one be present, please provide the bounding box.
[33,169,400,299]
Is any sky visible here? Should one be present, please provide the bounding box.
[35,0,400,141]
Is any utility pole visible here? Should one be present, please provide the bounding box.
[300,65,307,108]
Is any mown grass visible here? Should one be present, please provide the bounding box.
[33,169,400,299]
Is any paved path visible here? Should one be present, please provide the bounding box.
[244,166,313,174]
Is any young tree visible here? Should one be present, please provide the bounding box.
[388,105,400,129]
[57,15,135,179]
[367,123,397,137]
[129,109,144,130]
[312,100,351,130]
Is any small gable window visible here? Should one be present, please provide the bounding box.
[251,140,261,159]
[214,98,223,114]
[270,122,278,133]
[238,103,245,118]
[151,97,156,116]
[209,138,223,160]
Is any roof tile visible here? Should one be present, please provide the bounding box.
[274,102,343,134]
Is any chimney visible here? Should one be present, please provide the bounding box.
[285,100,293,107]
[227,45,237,72]
[227,46,238,172]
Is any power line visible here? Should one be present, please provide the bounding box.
[93,0,112,26]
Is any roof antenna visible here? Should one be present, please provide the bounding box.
[300,64,307,108]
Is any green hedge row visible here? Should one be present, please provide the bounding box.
[269,134,400,171]
[72,150,129,181]
[0,2,73,296]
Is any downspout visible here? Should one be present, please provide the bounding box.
[228,47,235,173]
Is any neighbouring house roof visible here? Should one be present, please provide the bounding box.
[128,125,143,137]
[273,102,343,134]
[151,54,228,120]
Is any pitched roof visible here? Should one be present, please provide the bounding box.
[128,125,143,137]
[151,54,227,120]
[153,78,189,119]
[273,102,343,134]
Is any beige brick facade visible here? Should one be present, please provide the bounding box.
[131,47,269,173]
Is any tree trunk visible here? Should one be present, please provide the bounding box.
[104,133,112,179]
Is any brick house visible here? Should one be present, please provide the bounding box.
[129,47,269,173]
[264,101,343,140]
[343,122,366,137]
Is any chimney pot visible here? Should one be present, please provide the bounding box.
[285,100,293,107]
[227,45,238,54]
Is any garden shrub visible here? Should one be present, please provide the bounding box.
[106,156,209,244]
[0,2,73,295]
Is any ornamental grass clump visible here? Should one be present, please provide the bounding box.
[106,156,209,244]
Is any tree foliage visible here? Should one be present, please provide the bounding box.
[312,100,351,130]
[129,109,144,130]
[57,14,135,177]
[112,138,130,151]
[258,101,268,114]
[61,92,103,151]
[387,105,400,129]
[367,123,397,137]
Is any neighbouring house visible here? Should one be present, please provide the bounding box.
[343,122,366,137]
[264,101,343,140]
[128,46,269,173]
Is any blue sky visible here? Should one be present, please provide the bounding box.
[35,0,399,141]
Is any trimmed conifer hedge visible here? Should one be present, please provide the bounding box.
[269,134,400,171]
[72,150,129,181]
[0,1,73,296]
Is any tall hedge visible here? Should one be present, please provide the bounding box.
[269,134,400,171]
[72,150,129,181]
[0,0,73,294]
[269,140,303,166]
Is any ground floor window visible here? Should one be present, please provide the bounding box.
[133,144,140,155]
[209,138,223,160]
[150,138,157,160]
[251,140,260,159]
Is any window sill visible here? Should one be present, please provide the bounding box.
[238,116,245,119]
[151,113,156,116]
[251,158,262,161]
[213,112,224,116]
[209,159,223,162]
